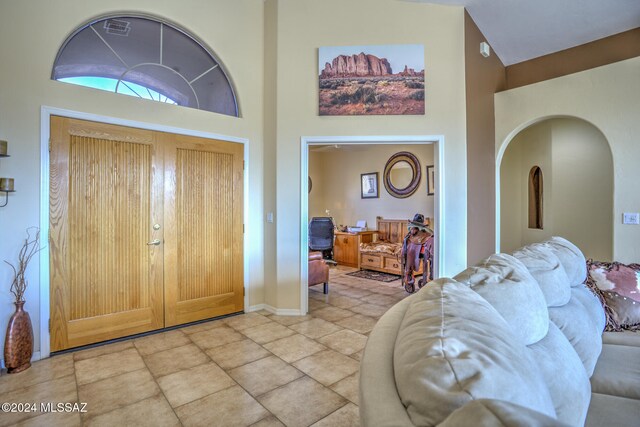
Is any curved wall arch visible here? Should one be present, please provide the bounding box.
[498,117,613,260]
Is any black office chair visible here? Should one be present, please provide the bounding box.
[309,217,337,265]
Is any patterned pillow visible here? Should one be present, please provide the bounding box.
[585,260,640,331]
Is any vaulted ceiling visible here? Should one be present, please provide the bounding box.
[408,0,640,65]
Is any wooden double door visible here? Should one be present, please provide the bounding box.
[49,116,244,352]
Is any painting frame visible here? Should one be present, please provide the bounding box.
[361,172,379,199]
[426,165,435,195]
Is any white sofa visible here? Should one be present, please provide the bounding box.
[360,237,640,426]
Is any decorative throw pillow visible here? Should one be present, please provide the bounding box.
[585,260,640,331]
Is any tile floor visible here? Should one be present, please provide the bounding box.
[0,266,410,427]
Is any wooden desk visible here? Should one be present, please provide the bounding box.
[334,231,377,268]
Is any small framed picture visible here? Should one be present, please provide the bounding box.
[361,172,379,199]
[426,165,435,195]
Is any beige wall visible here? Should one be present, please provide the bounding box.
[309,144,435,229]
[273,0,468,310]
[0,0,266,355]
[496,58,637,261]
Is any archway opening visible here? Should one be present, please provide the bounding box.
[499,117,613,261]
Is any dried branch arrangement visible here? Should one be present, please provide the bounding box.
[4,227,42,303]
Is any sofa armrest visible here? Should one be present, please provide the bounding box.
[359,297,414,427]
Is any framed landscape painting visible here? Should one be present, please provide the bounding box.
[319,44,425,116]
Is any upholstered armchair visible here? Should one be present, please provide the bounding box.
[308,251,329,294]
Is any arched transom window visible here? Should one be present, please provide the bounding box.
[52,15,239,117]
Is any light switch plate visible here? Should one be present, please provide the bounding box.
[623,212,640,225]
[266,212,274,223]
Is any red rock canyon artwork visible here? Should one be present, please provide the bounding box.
[319,44,425,116]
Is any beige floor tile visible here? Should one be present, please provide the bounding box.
[336,314,378,334]
[317,329,368,355]
[349,303,389,318]
[311,402,360,427]
[157,362,236,408]
[134,329,191,356]
[0,375,77,427]
[267,314,313,326]
[240,322,295,345]
[78,368,159,419]
[371,285,405,295]
[308,290,329,301]
[293,350,359,386]
[311,306,355,322]
[224,313,273,331]
[143,344,209,378]
[257,376,346,427]
[73,340,134,362]
[206,339,271,370]
[350,349,365,361]
[308,299,331,311]
[75,348,146,386]
[263,334,326,363]
[249,415,285,427]
[180,319,227,335]
[255,309,274,315]
[189,325,245,350]
[330,372,360,405]
[83,394,180,427]
[176,385,269,427]
[361,293,401,307]
[325,295,362,309]
[15,411,82,427]
[228,356,303,396]
[0,353,74,394]
[288,318,343,339]
[334,286,374,299]
[309,284,328,294]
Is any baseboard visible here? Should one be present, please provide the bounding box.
[247,304,267,313]
[247,304,302,316]
[0,351,42,368]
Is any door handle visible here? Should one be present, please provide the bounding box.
[147,239,161,246]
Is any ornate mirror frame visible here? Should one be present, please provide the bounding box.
[383,151,421,198]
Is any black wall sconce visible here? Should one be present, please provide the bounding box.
[0,140,16,207]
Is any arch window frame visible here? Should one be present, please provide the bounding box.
[52,13,239,117]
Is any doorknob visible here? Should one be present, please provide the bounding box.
[147,239,161,246]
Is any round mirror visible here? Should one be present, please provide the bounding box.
[383,152,421,198]
[389,161,413,189]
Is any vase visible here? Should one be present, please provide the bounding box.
[4,301,33,374]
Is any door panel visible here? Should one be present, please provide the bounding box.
[50,116,164,351]
[163,134,244,326]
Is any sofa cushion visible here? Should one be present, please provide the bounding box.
[544,236,587,287]
[454,253,549,345]
[439,400,570,427]
[585,393,640,427]
[512,244,572,307]
[393,279,556,426]
[527,322,592,426]
[602,331,640,347]
[591,343,640,400]
[548,286,604,376]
